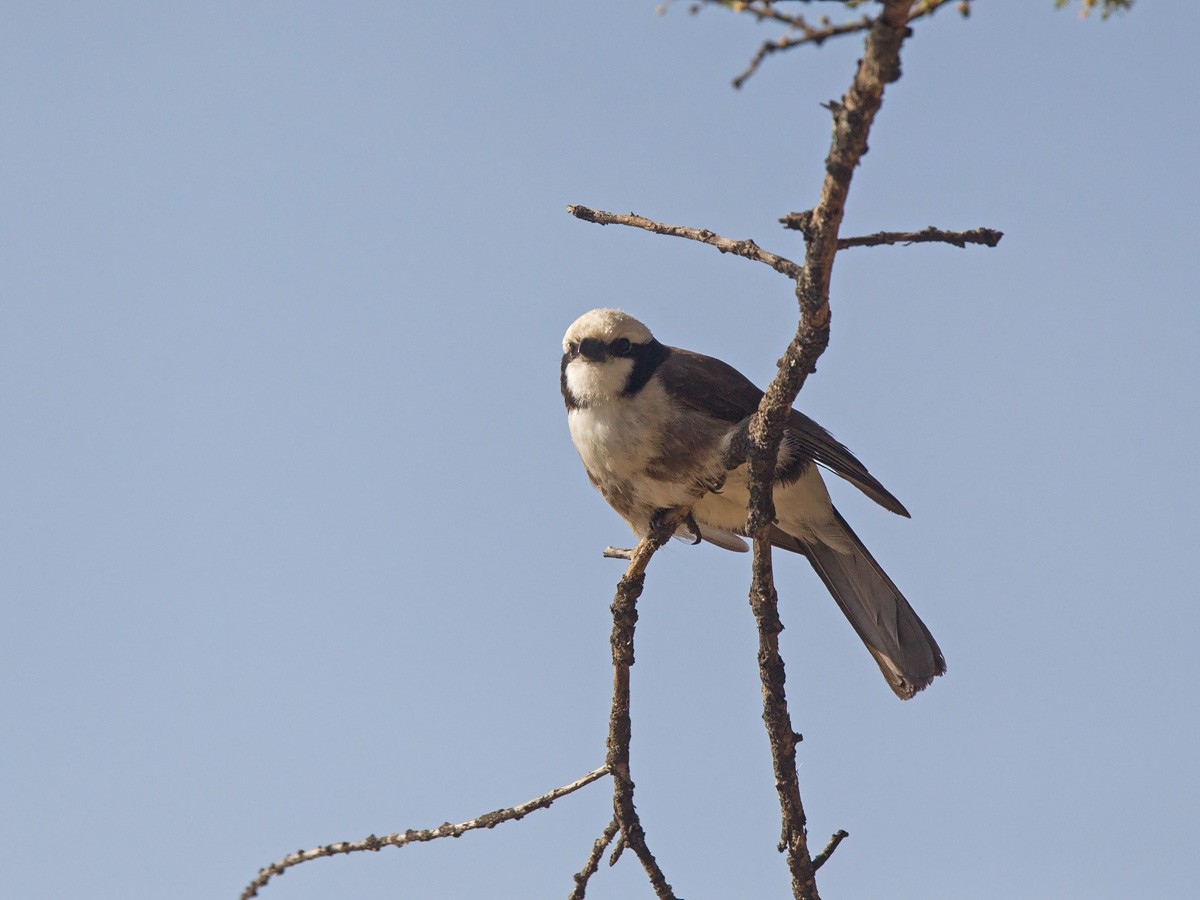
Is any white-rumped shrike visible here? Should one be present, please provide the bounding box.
[561,308,945,699]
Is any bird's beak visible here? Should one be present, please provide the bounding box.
[579,338,606,362]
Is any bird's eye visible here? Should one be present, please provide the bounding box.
[568,342,580,356]
[610,337,632,355]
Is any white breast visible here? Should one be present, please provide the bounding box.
[566,370,700,513]
[568,381,664,481]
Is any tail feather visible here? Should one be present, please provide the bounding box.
[770,511,945,700]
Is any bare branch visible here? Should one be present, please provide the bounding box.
[711,0,964,89]
[609,831,627,865]
[603,515,688,899]
[569,818,621,900]
[743,4,920,898]
[239,765,610,900]
[733,14,873,90]
[833,225,1004,249]
[603,546,635,559]
[567,205,803,279]
[812,829,850,871]
[782,211,1002,249]
[746,534,816,897]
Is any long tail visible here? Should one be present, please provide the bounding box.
[771,509,945,700]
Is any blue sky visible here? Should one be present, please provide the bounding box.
[3,3,1197,899]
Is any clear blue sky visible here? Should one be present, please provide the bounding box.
[3,3,1196,899]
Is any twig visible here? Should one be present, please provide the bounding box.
[812,829,850,871]
[836,225,1003,249]
[567,205,803,279]
[603,516,686,900]
[711,0,963,89]
[733,15,873,89]
[781,218,1004,250]
[603,546,635,559]
[569,818,620,900]
[609,831,628,865]
[238,765,610,899]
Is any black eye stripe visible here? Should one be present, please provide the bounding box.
[567,336,637,359]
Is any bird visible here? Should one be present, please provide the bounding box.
[560,308,945,699]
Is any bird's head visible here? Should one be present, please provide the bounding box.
[561,308,658,406]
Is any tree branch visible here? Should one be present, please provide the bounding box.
[780,215,1004,250]
[569,818,620,900]
[812,829,850,871]
[603,546,635,559]
[742,4,919,898]
[602,514,687,900]
[707,0,965,89]
[747,534,817,897]
[836,225,1002,249]
[566,205,803,279]
[240,504,685,900]
[732,14,873,90]
[238,765,610,900]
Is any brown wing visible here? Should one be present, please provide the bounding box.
[656,347,763,422]
[657,347,910,517]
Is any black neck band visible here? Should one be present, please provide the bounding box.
[622,339,670,396]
